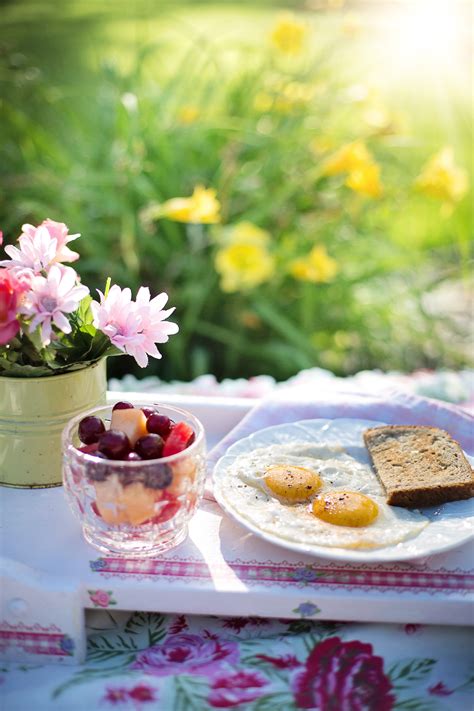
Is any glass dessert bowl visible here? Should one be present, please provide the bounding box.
[62,402,206,557]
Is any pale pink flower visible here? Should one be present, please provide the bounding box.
[32,219,80,263]
[0,231,3,246]
[91,285,179,368]
[0,219,80,275]
[20,265,89,346]
[1,224,57,275]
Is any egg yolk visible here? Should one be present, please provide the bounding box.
[312,491,379,527]
[264,465,322,503]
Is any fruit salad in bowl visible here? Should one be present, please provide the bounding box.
[62,402,206,556]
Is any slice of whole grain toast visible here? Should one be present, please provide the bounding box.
[363,425,474,508]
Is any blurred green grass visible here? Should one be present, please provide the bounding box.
[1,0,472,381]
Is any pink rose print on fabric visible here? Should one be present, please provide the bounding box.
[103,683,156,707]
[168,614,188,635]
[130,633,239,678]
[256,653,301,669]
[429,681,453,697]
[222,616,270,633]
[208,670,269,708]
[103,687,129,704]
[127,684,156,703]
[88,589,116,608]
[292,636,395,711]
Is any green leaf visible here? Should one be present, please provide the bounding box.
[173,676,209,711]
[52,667,137,699]
[76,295,94,327]
[457,672,474,692]
[240,657,290,683]
[252,300,317,358]
[124,612,166,647]
[393,697,438,711]
[0,362,56,377]
[282,620,317,636]
[389,658,436,686]
[253,693,298,711]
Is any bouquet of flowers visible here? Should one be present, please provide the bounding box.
[0,219,179,376]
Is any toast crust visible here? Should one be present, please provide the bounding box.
[363,425,474,508]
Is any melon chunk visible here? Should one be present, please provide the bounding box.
[94,475,158,526]
[110,407,148,447]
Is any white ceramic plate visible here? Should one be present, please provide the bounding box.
[213,418,474,563]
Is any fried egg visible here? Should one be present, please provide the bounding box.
[219,441,428,550]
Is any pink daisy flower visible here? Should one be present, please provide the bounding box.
[91,285,179,368]
[32,219,80,263]
[20,265,89,345]
[0,219,80,275]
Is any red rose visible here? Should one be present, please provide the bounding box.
[292,636,395,711]
[0,269,28,345]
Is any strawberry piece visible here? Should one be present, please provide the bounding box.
[150,492,181,524]
[78,443,99,454]
[162,421,195,457]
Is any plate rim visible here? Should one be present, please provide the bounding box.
[212,417,474,563]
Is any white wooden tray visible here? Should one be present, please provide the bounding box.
[1,394,473,666]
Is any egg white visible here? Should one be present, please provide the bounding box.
[220,441,428,550]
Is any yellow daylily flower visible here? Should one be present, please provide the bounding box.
[253,92,274,113]
[226,221,271,246]
[415,147,468,203]
[159,186,221,224]
[215,226,275,293]
[270,13,307,55]
[346,162,383,198]
[177,105,200,125]
[322,140,372,176]
[290,245,339,283]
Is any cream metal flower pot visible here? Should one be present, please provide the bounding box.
[0,360,107,488]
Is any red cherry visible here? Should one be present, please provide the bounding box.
[145,463,172,489]
[146,414,173,438]
[112,401,134,411]
[78,416,106,444]
[98,430,131,459]
[141,407,156,419]
[135,434,164,460]
[162,421,195,457]
[127,452,142,461]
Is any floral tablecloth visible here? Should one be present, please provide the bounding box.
[2,369,474,710]
[2,612,473,710]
